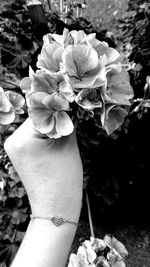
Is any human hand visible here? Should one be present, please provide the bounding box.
[4,118,83,222]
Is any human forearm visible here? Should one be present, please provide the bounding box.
[11,182,82,267]
[4,120,83,267]
[11,217,79,267]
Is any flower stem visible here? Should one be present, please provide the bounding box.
[86,191,95,238]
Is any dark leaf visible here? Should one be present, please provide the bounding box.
[0,66,20,90]
[0,240,19,266]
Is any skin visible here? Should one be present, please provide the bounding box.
[4,118,83,267]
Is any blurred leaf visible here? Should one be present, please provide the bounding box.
[0,240,19,266]
[8,166,20,183]
[15,231,25,243]
[11,209,28,225]
[0,262,6,267]
[8,187,26,198]
[0,171,9,179]
[0,178,6,191]
[0,66,20,90]
[0,206,28,225]
[0,0,14,12]
[2,40,35,72]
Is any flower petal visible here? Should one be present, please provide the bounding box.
[0,93,11,112]
[86,246,97,264]
[102,105,128,135]
[89,39,120,66]
[28,106,54,134]
[106,69,133,105]
[71,65,106,90]
[43,33,54,46]
[55,111,74,136]
[46,121,62,139]
[109,237,128,258]
[68,254,81,267]
[96,256,110,267]
[105,47,120,65]
[70,30,87,45]
[20,77,31,94]
[42,94,70,111]
[56,72,75,102]
[6,91,25,111]
[50,33,64,46]
[37,44,63,72]
[53,47,64,67]
[28,92,49,108]
[94,42,110,58]
[90,237,106,251]
[112,260,126,267]
[76,88,102,110]
[63,44,99,78]
[0,111,15,125]
[32,71,58,94]
[28,92,72,137]
[106,63,122,75]
[87,33,104,48]
[77,246,89,265]
[0,87,4,93]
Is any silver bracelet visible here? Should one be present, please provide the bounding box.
[30,215,78,227]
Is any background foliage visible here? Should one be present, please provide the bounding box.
[0,0,150,266]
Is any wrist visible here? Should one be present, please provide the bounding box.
[29,188,83,222]
[11,212,78,267]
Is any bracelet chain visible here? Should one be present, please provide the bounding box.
[30,215,78,227]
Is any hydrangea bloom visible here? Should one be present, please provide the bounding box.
[20,68,75,103]
[68,235,128,267]
[68,245,96,267]
[20,29,134,138]
[62,44,106,90]
[27,92,74,138]
[0,87,25,125]
[37,41,64,73]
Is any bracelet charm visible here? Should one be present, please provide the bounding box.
[30,215,78,227]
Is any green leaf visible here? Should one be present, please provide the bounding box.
[0,0,14,12]
[0,66,20,90]
[0,240,19,266]
[15,231,25,243]
[8,166,20,183]
[11,209,28,225]
[0,206,28,225]
[103,105,128,135]
[8,187,26,198]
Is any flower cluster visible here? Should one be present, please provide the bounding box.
[68,235,128,267]
[0,87,25,125]
[20,29,133,138]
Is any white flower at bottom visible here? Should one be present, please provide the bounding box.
[68,245,96,267]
